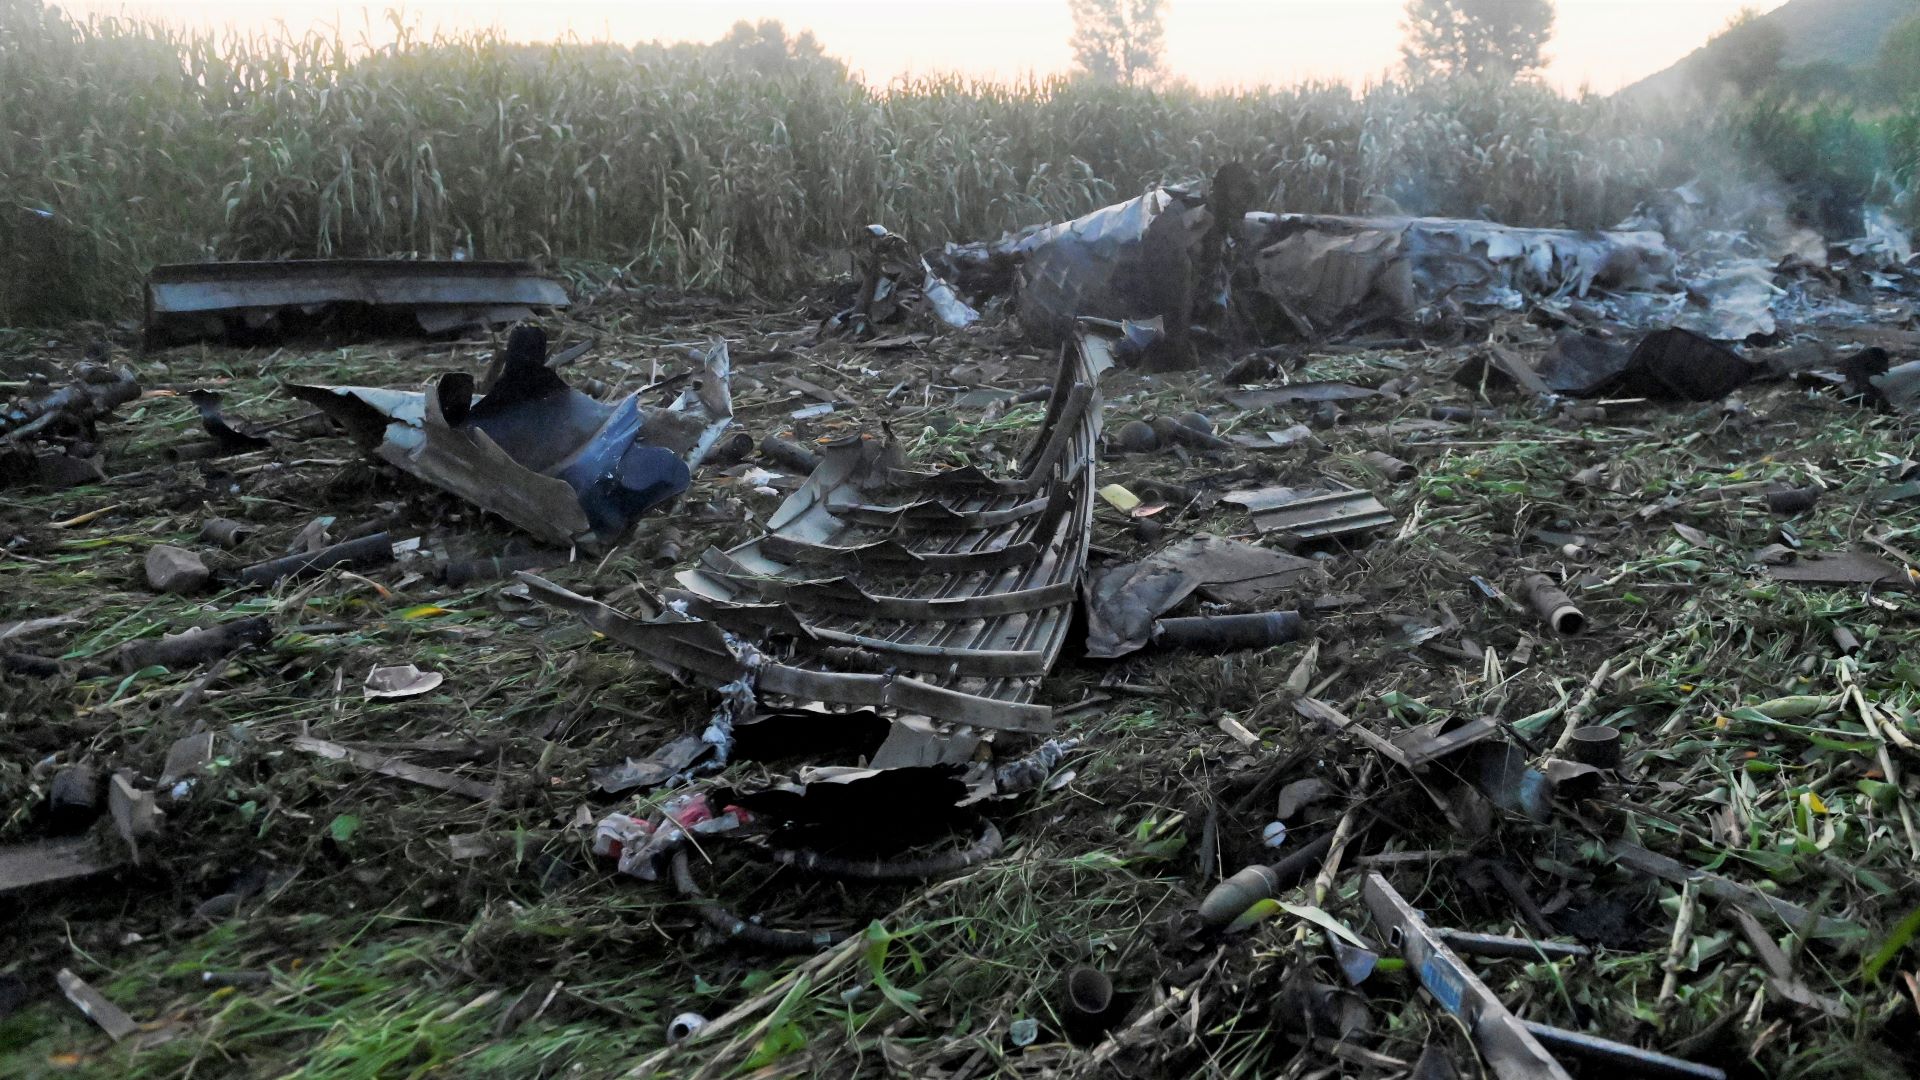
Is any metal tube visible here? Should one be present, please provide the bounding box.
[1521,1022,1726,1080]
[1432,929,1590,961]
[1523,573,1586,636]
[1151,610,1307,652]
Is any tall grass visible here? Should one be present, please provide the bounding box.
[0,1,1895,322]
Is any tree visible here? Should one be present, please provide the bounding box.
[1069,0,1167,86]
[715,19,844,78]
[1400,0,1553,81]
[1704,8,1788,95]
[1879,13,1920,102]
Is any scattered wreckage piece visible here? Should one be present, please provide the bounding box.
[1358,451,1416,482]
[186,389,272,455]
[1084,535,1324,658]
[1536,328,1754,401]
[1607,841,1863,942]
[1675,260,1778,342]
[1841,347,1920,413]
[289,327,732,549]
[1149,610,1307,652]
[0,364,141,489]
[825,226,978,338]
[117,616,273,672]
[759,434,821,474]
[144,259,569,346]
[198,518,256,549]
[1235,213,1676,340]
[528,328,1113,774]
[57,969,141,1044]
[1224,382,1377,411]
[1364,873,1727,1080]
[236,532,396,587]
[1763,549,1918,591]
[1362,872,1573,1080]
[1198,832,1339,929]
[290,736,498,802]
[0,838,116,895]
[1224,484,1395,544]
[935,166,1257,360]
[1522,574,1586,636]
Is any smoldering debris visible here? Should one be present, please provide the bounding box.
[1235,212,1677,341]
[929,172,1918,355]
[935,165,1258,364]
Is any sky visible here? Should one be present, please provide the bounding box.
[56,0,1792,94]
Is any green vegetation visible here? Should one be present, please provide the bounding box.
[0,0,1706,323]
[9,0,1920,327]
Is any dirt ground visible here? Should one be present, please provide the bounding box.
[3,282,1920,1078]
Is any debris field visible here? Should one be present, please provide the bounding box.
[4,182,1920,1079]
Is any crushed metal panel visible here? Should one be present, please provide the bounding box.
[1236,213,1677,338]
[0,838,116,894]
[1084,535,1325,659]
[526,328,1115,765]
[1765,550,1917,590]
[1225,484,1395,542]
[145,259,568,345]
[289,327,729,549]
[936,167,1256,355]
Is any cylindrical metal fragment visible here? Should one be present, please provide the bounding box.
[1154,415,1232,451]
[199,518,257,549]
[1523,573,1586,636]
[1060,966,1114,1028]
[1767,485,1821,514]
[441,549,569,588]
[1152,611,1307,653]
[1113,419,1159,454]
[707,431,754,468]
[1831,626,1861,656]
[666,1012,707,1044]
[47,765,102,833]
[758,434,820,474]
[1360,450,1416,482]
[1197,832,1338,928]
[1568,725,1622,770]
[1430,405,1496,422]
[235,532,395,587]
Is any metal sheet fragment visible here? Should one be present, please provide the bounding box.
[1236,213,1676,339]
[145,259,568,345]
[1084,535,1323,658]
[526,329,1113,769]
[289,327,731,548]
[1224,484,1395,542]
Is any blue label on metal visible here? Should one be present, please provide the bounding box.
[1422,954,1467,1014]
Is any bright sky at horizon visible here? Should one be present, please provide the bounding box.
[55,0,1792,94]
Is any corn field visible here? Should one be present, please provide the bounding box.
[1,0,1890,322]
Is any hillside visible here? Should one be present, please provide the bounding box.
[1623,0,1915,99]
